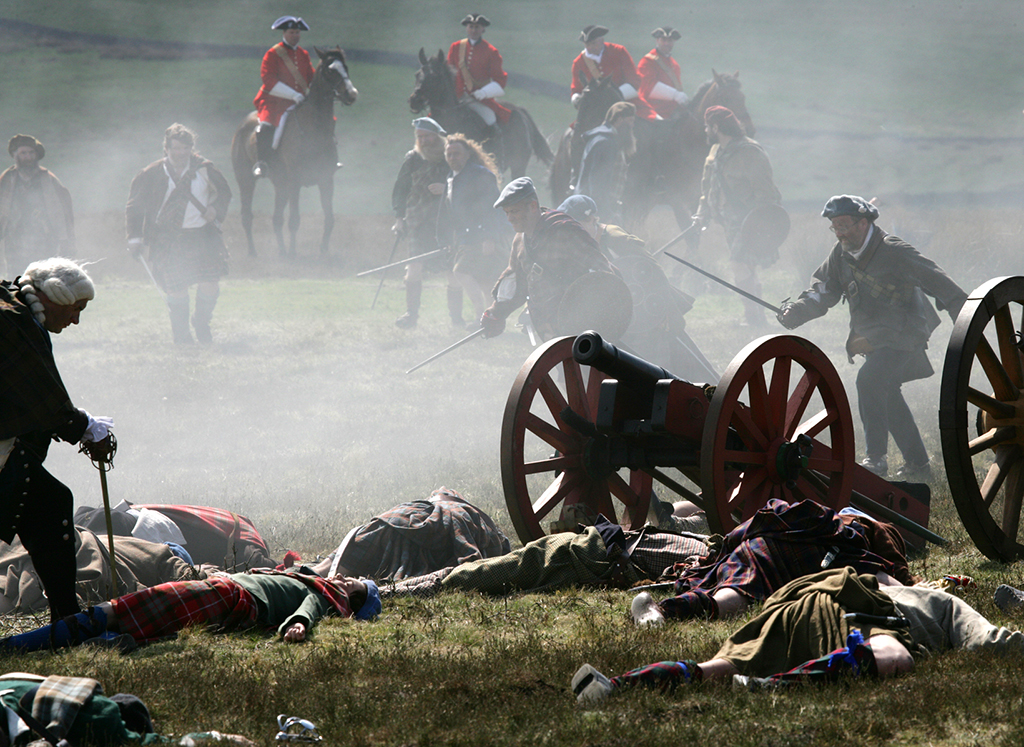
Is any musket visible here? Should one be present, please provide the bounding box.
[371,232,403,309]
[652,222,704,257]
[663,252,784,315]
[356,248,444,277]
[406,327,486,374]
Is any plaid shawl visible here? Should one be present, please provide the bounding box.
[336,488,510,581]
[33,676,102,739]
[666,499,911,606]
[247,568,354,619]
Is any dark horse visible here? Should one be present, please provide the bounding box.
[231,47,357,257]
[549,70,755,231]
[409,48,553,178]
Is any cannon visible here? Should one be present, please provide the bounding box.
[501,330,934,545]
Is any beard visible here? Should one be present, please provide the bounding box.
[416,139,446,163]
[706,130,719,146]
[616,127,637,159]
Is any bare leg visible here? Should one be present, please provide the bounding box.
[712,588,750,618]
[694,658,740,683]
[454,270,488,320]
[865,634,914,677]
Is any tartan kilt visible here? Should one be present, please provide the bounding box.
[110,577,258,643]
[151,224,228,294]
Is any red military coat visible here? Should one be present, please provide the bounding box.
[253,42,316,126]
[447,38,511,124]
[570,43,656,119]
[637,49,684,119]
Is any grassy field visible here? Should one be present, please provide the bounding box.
[1,2,1024,745]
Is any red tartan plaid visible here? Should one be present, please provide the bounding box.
[110,577,258,643]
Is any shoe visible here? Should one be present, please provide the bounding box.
[631,591,666,627]
[82,631,137,654]
[571,664,614,704]
[860,457,888,477]
[394,312,417,329]
[994,584,1024,614]
[895,460,932,481]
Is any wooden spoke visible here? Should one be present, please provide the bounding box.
[522,454,579,475]
[524,412,577,453]
[994,305,1024,389]
[968,426,1016,456]
[967,387,1016,420]
[976,334,1018,402]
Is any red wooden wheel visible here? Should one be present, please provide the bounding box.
[940,276,1024,561]
[500,336,652,543]
[700,335,856,534]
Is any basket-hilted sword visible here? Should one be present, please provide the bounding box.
[406,327,487,374]
[663,251,785,315]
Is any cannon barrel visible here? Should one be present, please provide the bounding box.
[572,331,681,403]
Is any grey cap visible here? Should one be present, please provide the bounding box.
[557,195,598,222]
[494,177,538,209]
[821,195,878,221]
[412,117,447,136]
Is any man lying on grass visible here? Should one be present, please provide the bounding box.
[0,568,380,652]
[573,567,1024,702]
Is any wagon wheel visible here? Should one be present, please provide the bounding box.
[501,336,652,543]
[700,335,856,534]
[939,276,1024,561]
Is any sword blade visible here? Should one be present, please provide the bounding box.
[406,327,486,374]
[663,252,783,315]
[371,233,403,309]
[356,248,444,277]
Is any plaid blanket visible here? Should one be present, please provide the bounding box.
[33,675,102,739]
[110,577,258,643]
[335,488,510,581]
[661,499,911,619]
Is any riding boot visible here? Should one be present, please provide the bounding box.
[192,288,219,344]
[447,285,465,328]
[395,281,421,329]
[253,123,275,178]
[167,295,193,345]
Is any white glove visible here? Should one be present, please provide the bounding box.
[618,83,639,100]
[571,92,582,109]
[269,81,304,103]
[82,412,114,443]
[674,90,689,104]
[473,81,505,100]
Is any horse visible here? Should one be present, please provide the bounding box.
[231,47,357,258]
[549,70,755,232]
[408,48,553,179]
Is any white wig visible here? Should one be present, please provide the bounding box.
[19,257,95,324]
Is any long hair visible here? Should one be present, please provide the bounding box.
[445,132,501,186]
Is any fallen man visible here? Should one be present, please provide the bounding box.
[631,499,915,624]
[0,672,254,745]
[0,568,380,652]
[378,518,709,597]
[310,487,511,580]
[573,566,1024,703]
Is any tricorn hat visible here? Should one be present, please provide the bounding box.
[461,13,490,26]
[580,25,609,43]
[8,134,44,159]
[271,16,309,31]
[821,195,879,221]
[651,27,682,40]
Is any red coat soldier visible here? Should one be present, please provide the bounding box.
[252,16,316,178]
[637,27,690,119]
[446,13,512,127]
[570,25,656,120]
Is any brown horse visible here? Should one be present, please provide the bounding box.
[549,70,755,232]
[409,48,553,178]
[231,47,357,257]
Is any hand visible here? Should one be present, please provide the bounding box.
[426,182,445,196]
[777,301,798,329]
[674,90,689,104]
[81,434,115,464]
[480,309,505,338]
[571,93,582,109]
[472,88,488,101]
[392,218,405,235]
[294,92,305,105]
[282,622,307,642]
[127,239,143,259]
[203,207,217,223]
[82,413,114,443]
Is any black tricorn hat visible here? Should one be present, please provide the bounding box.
[461,13,490,26]
[580,25,609,43]
[271,16,309,31]
[651,27,681,40]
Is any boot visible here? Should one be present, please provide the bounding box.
[253,123,275,178]
[395,281,421,329]
[192,289,219,344]
[167,295,193,344]
[1,606,108,652]
[447,286,465,328]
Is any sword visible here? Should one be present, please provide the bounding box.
[80,434,119,600]
[663,252,784,315]
[406,327,486,374]
[651,222,704,257]
[138,254,165,298]
[370,233,403,310]
[356,248,444,277]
